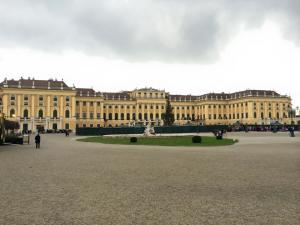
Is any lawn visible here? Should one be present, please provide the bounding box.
[78,135,237,147]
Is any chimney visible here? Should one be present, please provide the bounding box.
[18,80,21,88]
[32,80,35,89]
[48,81,51,89]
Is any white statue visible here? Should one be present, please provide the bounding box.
[144,123,155,136]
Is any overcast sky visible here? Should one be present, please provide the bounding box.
[0,0,299,106]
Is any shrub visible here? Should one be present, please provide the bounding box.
[130,137,138,143]
[5,134,23,145]
[192,136,202,143]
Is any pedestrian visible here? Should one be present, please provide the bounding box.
[35,133,41,149]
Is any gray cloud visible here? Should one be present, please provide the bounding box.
[0,0,299,62]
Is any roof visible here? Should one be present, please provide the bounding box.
[102,92,131,100]
[0,78,73,90]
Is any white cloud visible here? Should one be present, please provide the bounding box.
[0,21,299,106]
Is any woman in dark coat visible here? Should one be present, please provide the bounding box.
[35,133,41,149]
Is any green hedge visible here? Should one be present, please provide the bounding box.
[5,135,23,145]
[76,125,228,136]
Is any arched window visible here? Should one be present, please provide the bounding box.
[115,113,119,120]
[109,113,112,120]
[126,113,130,120]
[132,113,136,120]
[10,109,15,117]
[138,113,142,120]
[121,113,124,120]
[150,113,153,120]
[38,109,43,118]
[254,112,257,118]
[261,112,264,119]
[277,112,280,119]
[65,110,70,118]
[269,112,272,118]
[53,110,58,118]
[144,113,148,120]
[23,109,29,118]
[156,113,160,119]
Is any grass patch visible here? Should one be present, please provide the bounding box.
[78,136,237,147]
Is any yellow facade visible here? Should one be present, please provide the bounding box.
[0,78,294,132]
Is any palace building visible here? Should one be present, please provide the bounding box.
[0,78,293,132]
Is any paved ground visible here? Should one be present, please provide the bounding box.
[0,132,299,225]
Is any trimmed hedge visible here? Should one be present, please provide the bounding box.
[130,137,138,143]
[5,135,23,145]
[192,136,202,143]
[76,125,229,136]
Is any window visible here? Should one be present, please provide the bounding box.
[90,102,94,107]
[254,112,257,118]
[139,113,142,120]
[90,113,94,119]
[53,110,58,118]
[38,109,43,118]
[97,124,101,128]
[97,113,101,119]
[9,109,15,117]
[76,113,80,119]
[83,124,86,128]
[65,110,70,118]
[65,123,69,130]
[103,113,107,120]
[114,113,118,120]
[109,113,112,120]
[90,124,94,128]
[132,113,136,120]
[23,109,29,118]
[66,96,70,102]
[97,102,101,106]
[126,113,130,120]
[121,113,124,120]
[76,101,79,106]
[144,113,148,120]
[39,96,44,101]
[53,96,58,102]
[261,112,264,119]
[83,112,87,119]
[83,101,86,106]
[24,96,29,101]
[150,113,153,120]
[269,112,272,118]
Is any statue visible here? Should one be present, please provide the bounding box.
[144,123,155,136]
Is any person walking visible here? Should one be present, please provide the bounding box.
[35,133,41,149]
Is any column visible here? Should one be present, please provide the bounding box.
[17,94,21,118]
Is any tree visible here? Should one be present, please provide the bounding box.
[4,119,20,131]
[162,98,174,126]
[0,114,5,144]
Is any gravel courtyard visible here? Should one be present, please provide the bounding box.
[0,132,299,225]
